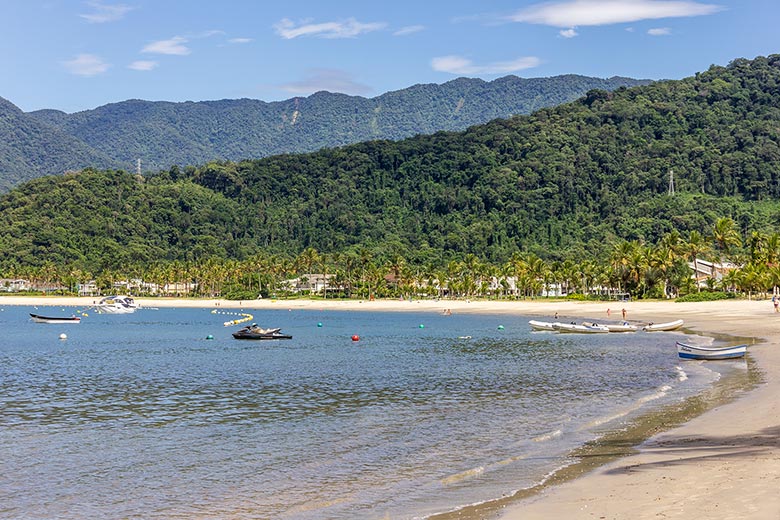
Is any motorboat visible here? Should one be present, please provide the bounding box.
[553,322,609,333]
[604,322,638,333]
[94,295,138,314]
[676,341,747,360]
[30,313,81,324]
[232,324,291,340]
[643,319,684,332]
[529,320,556,331]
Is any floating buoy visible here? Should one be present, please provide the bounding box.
[59,333,67,340]
[419,324,425,328]
[351,335,360,342]
[206,334,214,340]
[498,325,505,330]
[317,322,323,327]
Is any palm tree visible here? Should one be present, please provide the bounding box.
[712,217,742,261]
[683,230,710,293]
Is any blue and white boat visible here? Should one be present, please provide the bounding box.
[676,341,747,360]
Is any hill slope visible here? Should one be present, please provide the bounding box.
[1,56,778,273]
[0,98,117,191]
[2,74,647,186]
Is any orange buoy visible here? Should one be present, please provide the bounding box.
[351,335,360,342]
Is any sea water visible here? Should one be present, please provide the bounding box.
[0,306,749,519]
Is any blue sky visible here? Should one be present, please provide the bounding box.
[1,0,778,113]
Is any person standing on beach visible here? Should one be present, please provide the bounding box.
[773,295,779,313]
[622,308,627,320]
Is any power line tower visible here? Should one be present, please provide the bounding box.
[667,169,675,196]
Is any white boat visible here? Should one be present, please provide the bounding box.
[529,320,556,331]
[94,295,138,314]
[605,322,638,333]
[553,322,609,334]
[676,341,747,360]
[643,319,684,332]
[30,313,81,324]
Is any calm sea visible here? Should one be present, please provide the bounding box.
[0,305,748,519]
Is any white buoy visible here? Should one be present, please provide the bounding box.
[59,333,67,340]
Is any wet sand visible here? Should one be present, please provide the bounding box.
[4,296,780,519]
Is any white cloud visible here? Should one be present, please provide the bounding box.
[510,0,723,27]
[431,55,541,75]
[228,37,253,44]
[274,17,386,39]
[128,60,158,71]
[394,25,425,36]
[559,28,579,38]
[62,54,110,76]
[280,69,372,96]
[79,1,133,23]
[648,27,672,35]
[142,36,190,55]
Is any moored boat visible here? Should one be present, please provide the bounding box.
[605,322,638,333]
[232,324,291,340]
[643,319,684,332]
[676,341,747,360]
[30,313,81,324]
[94,295,138,314]
[553,322,609,334]
[529,320,556,331]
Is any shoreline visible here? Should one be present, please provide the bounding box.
[4,295,780,518]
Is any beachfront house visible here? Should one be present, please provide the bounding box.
[283,274,335,295]
[688,259,736,288]
[0,278,31,292]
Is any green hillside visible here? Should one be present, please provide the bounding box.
[0,98,117,191]
[0,56,779,299]
[1,74,647,188]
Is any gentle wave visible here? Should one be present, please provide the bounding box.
[581,384,672,429]
[532,429,563,443]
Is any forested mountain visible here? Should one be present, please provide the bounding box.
[0,97,118,191]
[0,74,648,189]
[1,56,779,278]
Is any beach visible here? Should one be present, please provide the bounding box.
[3,295,779,519]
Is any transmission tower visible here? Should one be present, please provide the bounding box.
[667,169,675,196]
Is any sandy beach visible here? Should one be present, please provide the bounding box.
[3,295,779,519]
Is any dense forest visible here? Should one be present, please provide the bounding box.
[1,55,780,299]
[0,74,647,189]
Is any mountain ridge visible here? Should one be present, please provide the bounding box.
[0,73,650,190]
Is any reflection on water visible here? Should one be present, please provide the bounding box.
[0,306,751,519]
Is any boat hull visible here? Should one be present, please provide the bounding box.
[643,319,684,332]
[676,341,747,360]
[94,296,138,314]
[232,332,292,340]
[30,313,81,324]
[529,320,555,331]
[605,323,638,332]
[553,322,609,333]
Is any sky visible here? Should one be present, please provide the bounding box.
[1,0,779,113]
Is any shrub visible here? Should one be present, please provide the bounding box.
[676,291,735,302]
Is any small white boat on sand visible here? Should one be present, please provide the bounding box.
[529,320,556,331]
[604,322,638,333]
[643,319,684,332]
[676,341,747,360]
[553,322,609,334]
